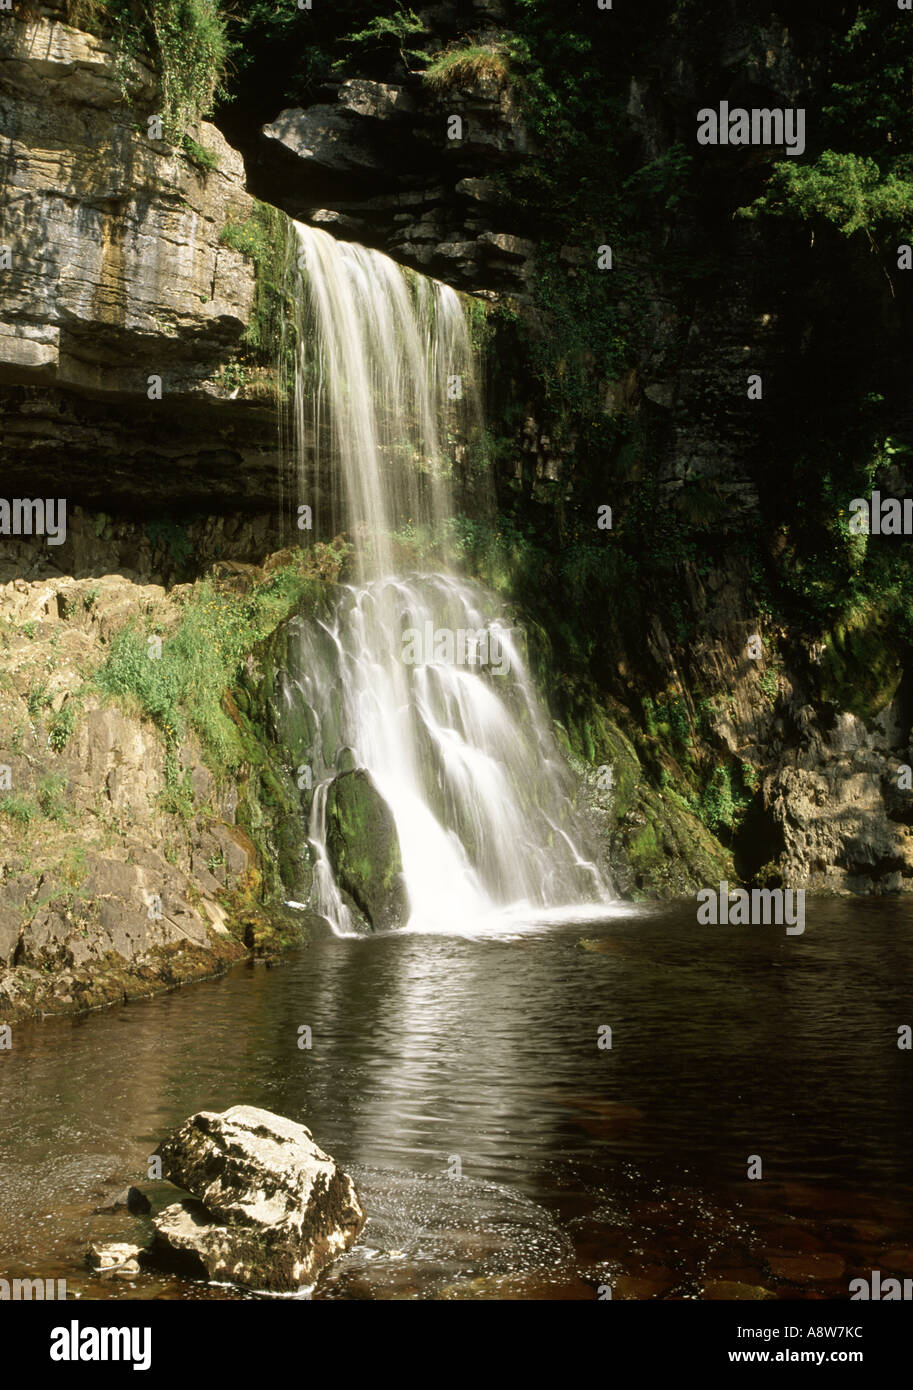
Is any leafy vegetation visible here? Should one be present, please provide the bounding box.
[223,1,427,128]
[219,201,296,365]
[92,558,333,771]
[0,775,69,829]
[424,38,523,92]
[739,5,913,248]
[180,134,219,172]
[144,517,195,576]
[0,794,39,828]
[37,774,69,823]
[694,764,752,839]
[332,6,428,73]
[65,1,229,139]
[48,702,78,753]
[740,152,913,240]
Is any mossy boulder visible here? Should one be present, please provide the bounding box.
[324,769,408,931]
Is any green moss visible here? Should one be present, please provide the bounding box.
[219,200,296,368]
[819,603,903,720]
[180,134,219,172]
[328,775,400,891]
[628,819,659,875]
[325,768,407,929]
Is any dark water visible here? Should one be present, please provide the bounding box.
[2,898,913,1300]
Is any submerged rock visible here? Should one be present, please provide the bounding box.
[86,1241,149,1276]
[324,768,409,930]
[151,1105,365,1291]
[92,1185,152,1216]
[703,1279,777,1300]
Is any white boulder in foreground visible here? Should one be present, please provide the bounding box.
[151,1105,365,1291]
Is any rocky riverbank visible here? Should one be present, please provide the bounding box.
[0,525,331,1024]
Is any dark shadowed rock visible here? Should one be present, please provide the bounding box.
[92,1185,151,1216]
[151,1105,365,1291]
[262,106,387,175]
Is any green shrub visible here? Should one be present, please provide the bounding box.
[699,764,752,837]
[26,682,52,718]
[145,518,194,575]
[48,703,77,752]
[333,7,427,73]
[37,775,68,822]
[739,152,913,239]
[759,668,778,705]
[0,795,38,827]
[94,565,323,770]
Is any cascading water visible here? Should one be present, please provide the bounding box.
[280,222,611,934]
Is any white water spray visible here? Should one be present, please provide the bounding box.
[282,224,611,933]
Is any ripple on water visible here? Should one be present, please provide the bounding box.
[314,1169,576,1299]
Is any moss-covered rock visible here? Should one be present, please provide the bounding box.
[818,603,903,722]
[552,680,733,898]
[616,785,733,899]
[324,769,408,931]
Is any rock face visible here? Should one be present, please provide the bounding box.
[759,701,913,894]
[324,768,409,930]
[152,1106,365,1290]
[0,10,254,390]
[0,5,291,509]
[253,62,536,295]
[0,537,312,1023]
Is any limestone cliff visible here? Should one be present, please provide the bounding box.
[0,5,285,510]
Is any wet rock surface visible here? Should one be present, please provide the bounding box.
[324,768,409,931]
[250,36,535,297]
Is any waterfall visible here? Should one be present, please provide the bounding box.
[281,223,611,934]
[286,223,475,579]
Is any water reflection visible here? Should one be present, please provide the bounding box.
[1,898,912,1298]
